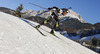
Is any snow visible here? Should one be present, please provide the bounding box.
[0,11,97,54]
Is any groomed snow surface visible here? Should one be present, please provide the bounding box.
[0,12,97,54]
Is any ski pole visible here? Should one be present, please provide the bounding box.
[29,2,47,9]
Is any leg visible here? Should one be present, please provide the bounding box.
[50,21,59,35]
[42,17,51,25]
[36,17,51,29]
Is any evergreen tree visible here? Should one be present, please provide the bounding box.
[13,4,23,17]
[91,37,99,47]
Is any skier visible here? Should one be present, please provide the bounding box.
[36,6,69,35]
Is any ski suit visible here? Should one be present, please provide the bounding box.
[36,7,68,35]
[40,8,62,33]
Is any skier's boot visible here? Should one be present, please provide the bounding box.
[50,29,56,36]
[35,25,40,29]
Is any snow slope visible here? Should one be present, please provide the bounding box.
[0,11,97,54]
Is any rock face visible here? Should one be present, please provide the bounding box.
[94,23,100,34]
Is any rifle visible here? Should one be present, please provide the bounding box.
[29,2,47,9]
[29,2,72,10]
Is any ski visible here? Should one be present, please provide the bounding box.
[40,28,61,39]
[30,24,46,36]
[35,28,46,36]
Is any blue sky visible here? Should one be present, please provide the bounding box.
[0,0,100,24]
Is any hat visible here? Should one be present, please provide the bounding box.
[53,6,59,10]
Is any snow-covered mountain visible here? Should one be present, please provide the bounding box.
[67,10,86,23]
[0,11,97,54]
[22,9,86,23]
[22,9,37,17]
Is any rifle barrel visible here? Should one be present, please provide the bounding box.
[29,2,47,9]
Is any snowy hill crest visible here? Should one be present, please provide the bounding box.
[0,11,97,54]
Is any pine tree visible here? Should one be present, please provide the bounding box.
[91,37,99,47]
[13,4,23,17]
